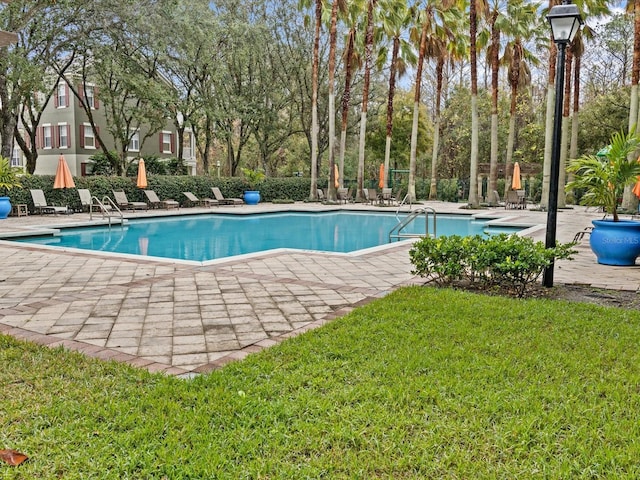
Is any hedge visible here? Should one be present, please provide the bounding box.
[2,175,327,212]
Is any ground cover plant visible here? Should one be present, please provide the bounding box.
[3,287,640,478]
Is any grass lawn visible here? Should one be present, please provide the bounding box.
[3,286,640,479]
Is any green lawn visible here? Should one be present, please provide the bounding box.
[3,286,640,479]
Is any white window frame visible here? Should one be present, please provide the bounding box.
[57,83,67,108]
[83,124,95,149]
[85,84,95,110]
[128,129,140,152]
[162,131,172,154]
[58,123,69,149]
[10,147,21,167]
[43,124,52,149]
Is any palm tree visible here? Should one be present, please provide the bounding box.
[502,0,539,194]
[408,0,460,202]
[377,0,416,189]
[429,13,467,200]
[326,0,347,202]
[338,0,365,190]
[302,0,323,201]
[355,0,378,202]
[467,0,488,207]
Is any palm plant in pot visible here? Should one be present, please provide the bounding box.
[0,157,23,219]
[241,167,265,205]
[566,129,640,265]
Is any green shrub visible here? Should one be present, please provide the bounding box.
[410,233,576,297]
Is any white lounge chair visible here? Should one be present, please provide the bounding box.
[183,192,217,207]
[112,190,147,211]
[211,187,243,206]
[144,190,179,209]
[29,189,69,215]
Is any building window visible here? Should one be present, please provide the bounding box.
[56,83,68,108]
[83,124,95,149]
[58,124,69,149]
[85,85,95,109]
[43,125,52,149]
[161,131,173,153]
[128,130,140,152]
[10,148,21,167]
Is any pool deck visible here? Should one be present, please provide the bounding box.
[0,201,638,377]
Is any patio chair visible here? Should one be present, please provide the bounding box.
[183,192,217,207]
[144,190,179,209]
[77,188,92,212]
[337,187,352,204]
[211,187,243,206]
[112,190,147,211]
[29,189,69,215]
[381,188,396,206]
[366,188,380,205]
[505,190,524,210]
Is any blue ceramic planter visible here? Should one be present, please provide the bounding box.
[243,190,260,205]
[0,196,11,219]
[590,219,640,266]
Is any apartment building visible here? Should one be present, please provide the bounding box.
[15,79,197,176]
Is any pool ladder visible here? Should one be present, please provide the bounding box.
[389,206,437,242]
[89,196,123,227]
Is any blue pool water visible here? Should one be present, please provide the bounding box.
[14,211,514,262]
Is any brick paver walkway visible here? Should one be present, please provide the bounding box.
[1,202,638,376]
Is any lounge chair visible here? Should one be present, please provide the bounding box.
[505,190,525,210]
[183,191,217,207]
[211,187,243,206]
[366,188,380,205]
[112,190,147,211]
[144,190,179,209]
[78,188,92,212]
[381,188,396,206]
[337,187,352,204]
[29,189,69,215]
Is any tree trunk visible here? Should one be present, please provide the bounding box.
[429,56,444,200]
[468,0,479,207]
[327,0,339,202]
[309,0,321,201]
[488,12,500,203]
[409,14,428,203]
[383,36,400,190]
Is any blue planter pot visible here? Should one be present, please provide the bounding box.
[0,196,11,219]
[590,219,640,266]
[243,190,260,205]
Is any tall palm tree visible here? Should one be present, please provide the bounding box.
[377,0,415,189]
[468,0,481,207]
[408,0,459,202]
[557,46,573,208]
[338,0,365,189]
[355,0,378,202]
[502,0,539,193]
[326,0,347,202]
[429,12,467,200]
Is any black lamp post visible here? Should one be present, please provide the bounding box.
[543,1,583,288]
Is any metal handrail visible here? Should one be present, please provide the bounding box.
[90,196,123,226]
[389,206,437,242]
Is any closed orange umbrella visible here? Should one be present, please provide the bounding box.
[633,178,640,199]
[512,162,522,190]
[334,164,339,188]
[136,159,147,188]
[379,163,385,189]
[53,154,75,189]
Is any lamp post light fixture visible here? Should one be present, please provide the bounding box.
[543,0,583,288]
[216,160,221,179]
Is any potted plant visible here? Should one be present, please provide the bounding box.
[566,129,640,265]
[241,167,265,205]
[0,157,23,219]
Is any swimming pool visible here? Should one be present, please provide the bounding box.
[13,211,517,262]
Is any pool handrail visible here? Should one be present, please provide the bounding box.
[90,195,123,226]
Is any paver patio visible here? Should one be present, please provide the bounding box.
[1,201,638,376]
